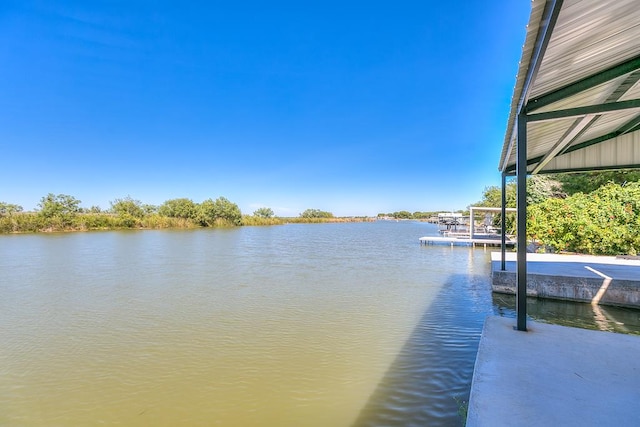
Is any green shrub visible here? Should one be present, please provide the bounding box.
[242,215,284,226]
[528,182,640,255]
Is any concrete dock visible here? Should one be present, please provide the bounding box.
[467,316,640,426]
[491,252,640,308]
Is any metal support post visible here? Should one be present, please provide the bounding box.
[501,172,507,271]
[516,113,528,331]
[469,207,475,239]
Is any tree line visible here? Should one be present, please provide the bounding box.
[0,194,353,233]
[377,211,444,219]
[0,194,243,233]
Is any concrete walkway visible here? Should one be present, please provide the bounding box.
[467,316,640,426]
[491,252,640,281]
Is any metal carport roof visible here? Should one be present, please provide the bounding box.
[500,0,640,175]
[497,0,640,331]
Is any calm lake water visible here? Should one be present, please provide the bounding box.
[2,221,639,426]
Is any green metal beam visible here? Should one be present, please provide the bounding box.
[526,55,640,113]
[532,115,598,174]
[536,164,640,174]
[504,157,542,175]
[618,114,640,135]
[560,132,618,155]
[606,70,640,103]
[526,99,640,123]
[502,113,640,174]
[506,163,640,176]
[529,71,640,174]
[561,114,640,155]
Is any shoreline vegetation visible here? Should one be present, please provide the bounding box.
[0,194,377,234]
[0,213,377,234]
[2,173,639,257]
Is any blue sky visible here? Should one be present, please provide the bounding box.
[1,1,530,216]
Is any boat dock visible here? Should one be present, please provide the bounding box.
[419,235,515,248]
[467,316,640,426]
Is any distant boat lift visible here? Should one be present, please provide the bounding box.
[420,206,517,248]
[419,236,516,248]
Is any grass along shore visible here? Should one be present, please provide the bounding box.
[0,212,376,234]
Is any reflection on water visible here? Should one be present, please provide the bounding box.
[1,223,639,426]
[492,293,640,335]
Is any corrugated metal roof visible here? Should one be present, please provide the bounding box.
[499,0,640,174]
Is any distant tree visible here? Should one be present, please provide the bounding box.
[300,208,334,218]
[110,196,145,218]
[473,175,563,209]
[142,204,158,215]
[36,193,82,228]
[88,205,102,213]
[551,170,640,195]
[159,198,198,219]
[393,211,412,219]
[38,193,81,218]
[253,207,275,218]
[198,197,242,226]
[474,183,515,208]
[0,202,23,216]
[527,175,566,204]
[413,211,430,219]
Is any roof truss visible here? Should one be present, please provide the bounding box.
[499,0,640,175]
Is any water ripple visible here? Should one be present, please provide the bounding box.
[6,223,622,426]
